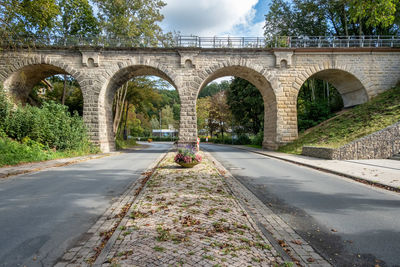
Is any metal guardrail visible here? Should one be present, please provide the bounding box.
[2,35,400,49]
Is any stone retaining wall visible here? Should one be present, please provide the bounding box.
[302,121,400,160]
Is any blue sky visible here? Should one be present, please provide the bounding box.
[161,0,270,36]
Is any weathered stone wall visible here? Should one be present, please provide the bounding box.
[302,121,400,160]
[1,47,400,152]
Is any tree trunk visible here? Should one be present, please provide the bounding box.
[62,74,67,105]
[113,82,128,137]
[123,102,129,140]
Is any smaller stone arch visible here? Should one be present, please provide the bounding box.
[98,64,179,152]
[2,57,83,104]
[294,65,370,107]
[196,64,279,150]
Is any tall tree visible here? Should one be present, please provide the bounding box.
[0,0,60,38]
[208,91,232,138]
[264,0,400,37]
[226,78,264,135]
[92,0,169,46]
[58,0,99,37]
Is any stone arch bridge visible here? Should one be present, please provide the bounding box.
[1,46,400,152]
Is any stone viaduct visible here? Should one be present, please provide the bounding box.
[1,46,400,152]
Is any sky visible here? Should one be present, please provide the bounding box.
[160,0,270,37]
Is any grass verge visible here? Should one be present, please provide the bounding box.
[278,87,400,154]
[0,135,96,167]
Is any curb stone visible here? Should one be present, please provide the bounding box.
[55,151,168,267]
[205,151,332,267]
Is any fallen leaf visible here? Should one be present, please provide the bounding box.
[291,240,303,245]
[307,257,315,262]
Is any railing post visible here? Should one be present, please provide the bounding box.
[213,36,216,48]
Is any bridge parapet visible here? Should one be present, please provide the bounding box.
[2,35,400,49]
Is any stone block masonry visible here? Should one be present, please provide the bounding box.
[302,121,400,160]
[1,47,400,152]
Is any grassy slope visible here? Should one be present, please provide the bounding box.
[0,136,92,167]
[278,87,400,154]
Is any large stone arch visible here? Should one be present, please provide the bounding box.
[1,57,84,104]
[196,64,279,150]
[293,65,370,107]
[98,64,179,152]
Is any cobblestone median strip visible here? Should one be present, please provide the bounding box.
[59,151,331,267]
[56,151,167,267]
[206,152,331,267]
[89,152,289,266]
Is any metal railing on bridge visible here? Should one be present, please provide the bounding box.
[2,35,400,49]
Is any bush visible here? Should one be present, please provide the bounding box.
[0,86,93,153]
[4,101,91,151]
[233,134,251,145]
[251,131,264,146]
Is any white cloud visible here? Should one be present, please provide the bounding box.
[161,0,260,36]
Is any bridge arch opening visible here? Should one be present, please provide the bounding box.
[3,63,83,115]
[197,66,277,149]
[296,69,368,132]
[100,65,180,152]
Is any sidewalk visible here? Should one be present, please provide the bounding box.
[58,152,331,266]
[233,145,400,192]
[0,154,112,179]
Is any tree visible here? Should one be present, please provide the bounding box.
[208,91,232,138]
[226,78,264,135]
[198,81,230,98]
[264,0,400,37]
[160,105,174,128]
[92,0,170,46]
[0,0,60,38]
[58,0,99,37]
[349,0,399,35]
[196,97,211,134]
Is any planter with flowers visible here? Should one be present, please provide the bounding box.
[174,148,202,168]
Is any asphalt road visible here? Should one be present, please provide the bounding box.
[203,143,400,267]
[0,142,171,267]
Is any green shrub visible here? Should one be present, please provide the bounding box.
[3,100,91,151]
[233,134,251,145]
[0,85,94,154]
[251,131,263,146]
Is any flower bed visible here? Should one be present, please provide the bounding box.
[174,148,202,168]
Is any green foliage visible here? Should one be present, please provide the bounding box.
[29,75,83,115]
[251,131,264,146]
[227,78,264,135]
[264,0,400,36]
[92,0,170,46]
[0,0,60,38]
[0,87,93,152]
[198,81,230,98]
[59,0,100,37]
[297,79,344,132]
[349,0,399,29]
[115,138,137,150]
[279,86,400,154]
[234,134,251,145]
